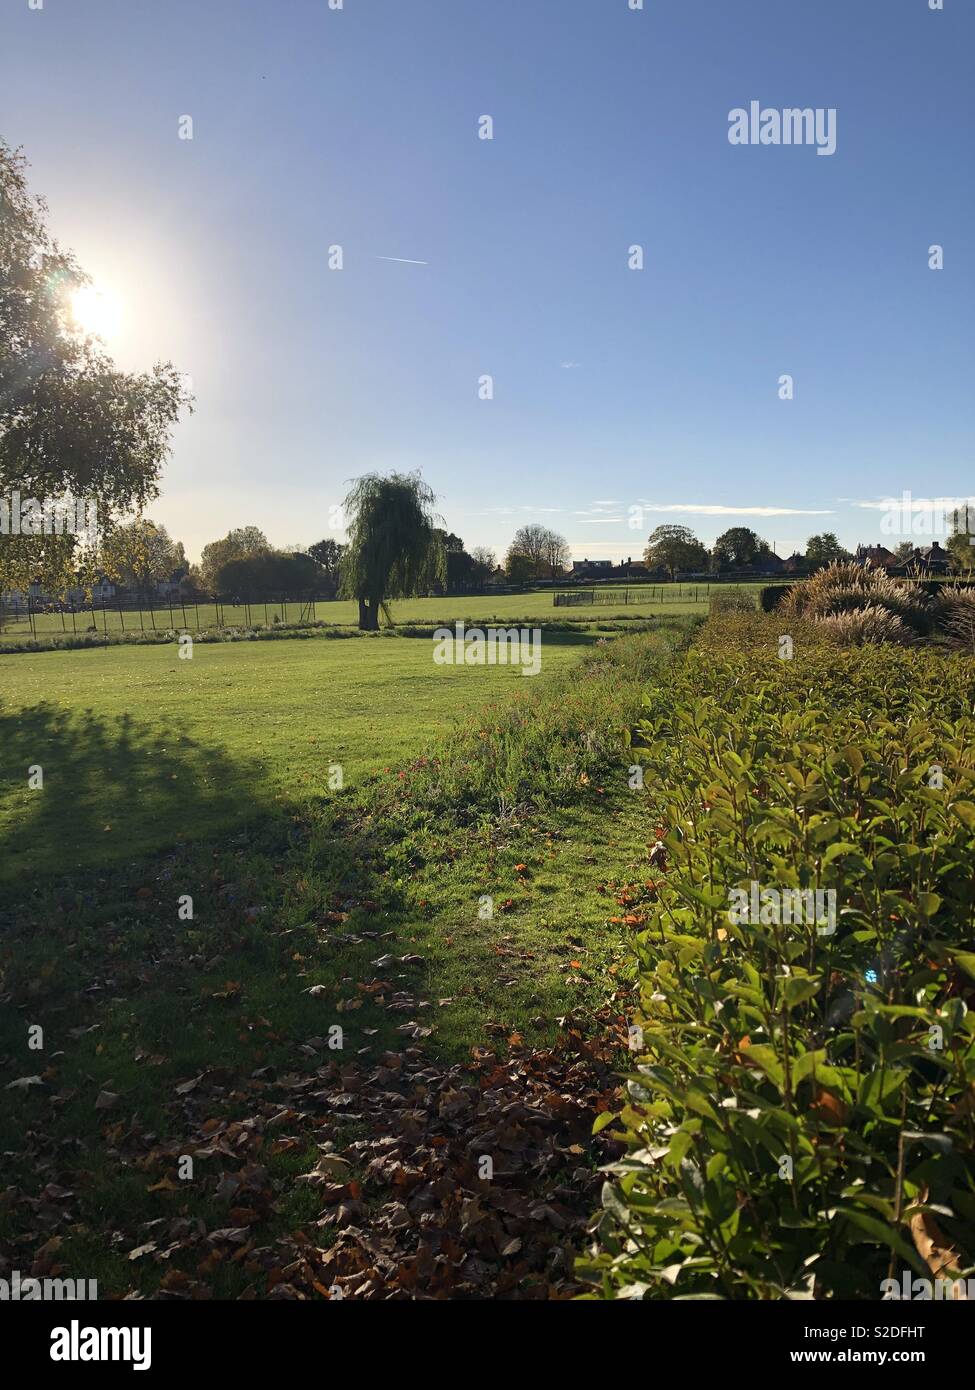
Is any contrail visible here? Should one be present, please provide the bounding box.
[375,256,428,265]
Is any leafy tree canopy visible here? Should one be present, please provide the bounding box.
[805,531,852,572]
[340,471,444,629]
[102,518,185,596]
[0,140,191,594]
[213,550,321,599]
[712,526,767,569]
[199,526,270,592]
[643,524,709,579]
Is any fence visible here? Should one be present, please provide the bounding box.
[553,583,715,607]
[0,593,328,642]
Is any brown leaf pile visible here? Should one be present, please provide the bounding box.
[275,1029,622,1299]
[2,1014,626,1301]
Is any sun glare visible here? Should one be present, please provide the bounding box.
[70,284,123,341]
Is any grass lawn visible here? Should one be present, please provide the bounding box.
[0,623,690,1296]
[0,629,601,880]
[0,582,764,644]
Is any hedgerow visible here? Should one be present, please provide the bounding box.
[581,611,975,1299]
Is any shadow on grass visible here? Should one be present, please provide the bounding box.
[0,702,277,883]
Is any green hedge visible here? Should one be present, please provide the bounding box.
[580,611,975,1300]
[759,583,794,612]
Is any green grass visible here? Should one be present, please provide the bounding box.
[0,628,605,879]
[0,621,693,1296]
[0,582,761,644]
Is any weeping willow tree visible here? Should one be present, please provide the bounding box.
[340,471,444,630]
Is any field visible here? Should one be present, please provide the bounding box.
[0,582,764,645]
[0,618,696,1297]
[6,596,970,1302]
[0,626,603,880]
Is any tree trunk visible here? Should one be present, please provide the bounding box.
[358,598,379,631]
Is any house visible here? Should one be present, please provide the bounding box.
[887,541,953,577]
[571,558,613,575]
[782,552,808,575]
[619,558,650,578]
[855,544,894,569]
[757,551,786,575]
[155,566,189,598]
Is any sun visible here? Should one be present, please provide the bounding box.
[70,284,122,341]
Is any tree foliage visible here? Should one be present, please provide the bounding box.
[643,524,709,579]
[0,140,191,593]
[946,508,974,573]
[213,550,321,599]
[508,524,570,580]
[504,548,536,584]
[199,526,270,592]
[711,526,768,570]
[805,531,852,572]
[102,518,185,598]
[340,471,444,629]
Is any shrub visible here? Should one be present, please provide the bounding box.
[814,604,914,646]
[709,588,754,615]
[781,561,932,636]
[580,612,975,1300]
[936,586,975,653]
[760,584,793,613]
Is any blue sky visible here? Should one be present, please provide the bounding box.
[2,0,972,562]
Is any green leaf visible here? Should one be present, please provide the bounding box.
[823,841,860,865]
[842,746,865,774]
[834,1206,929,1280]
[792,1049,828,1087]
[949,951,975,983]
[738,1044,784,1090]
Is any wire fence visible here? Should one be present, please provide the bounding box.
[553,583,715,607]
[0,593,326,641]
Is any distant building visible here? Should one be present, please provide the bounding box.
[855,544,895,569]
[887,541,952,577]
